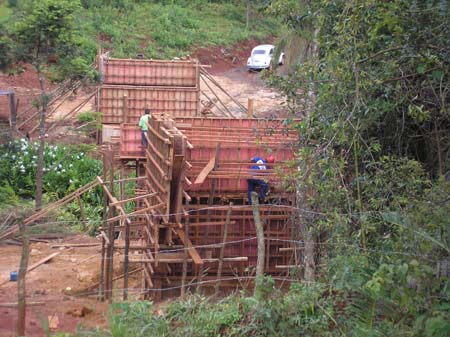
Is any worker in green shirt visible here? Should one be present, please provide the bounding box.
[139,108,151,152]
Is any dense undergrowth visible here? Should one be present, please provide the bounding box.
[0,140,104,233]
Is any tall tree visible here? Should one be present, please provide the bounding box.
[6,0,93,209]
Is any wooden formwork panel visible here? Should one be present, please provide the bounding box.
[120,124,142,156]
[101,58,199,87]
[176,117,297,193]
[170,205,293,276]
[99,86,200,124]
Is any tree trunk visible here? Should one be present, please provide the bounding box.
[35,71,48,211]
[296,165,316,284]
[251,192,265,297]
[17,223,30,337]
[246,0,250,29]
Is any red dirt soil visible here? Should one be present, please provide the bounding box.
[0,65,54,123]
[191,38,261,75]
[0,235,110,336]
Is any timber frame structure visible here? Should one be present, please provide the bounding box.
[96,57,301,301]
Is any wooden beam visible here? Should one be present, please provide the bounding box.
[193,155,216,185]
[0,302,45,308]
[173,229,203,265]
[27,252,60,272]
[110,192,158,206]
[106,203,165,223]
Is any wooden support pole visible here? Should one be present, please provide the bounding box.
[98,235,105,301]
[215,202,233,295]
[123,94,128,123]
[17,223,29,337]
[9,93,17,131]
[76,196,87,231]
[122,165,130,301]
[181,200,190,299]
[247,98,254,118]
[251,192,265,298]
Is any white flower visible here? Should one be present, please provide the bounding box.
[12,155,15,159]
[61,169,66,173]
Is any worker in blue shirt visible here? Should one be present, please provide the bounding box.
[247,156,274,205]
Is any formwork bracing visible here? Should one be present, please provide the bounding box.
[98,114,300,300]
[96,57,301,300]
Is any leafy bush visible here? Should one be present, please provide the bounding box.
[0,139,103,232]
[0,139,101,199]
[0,184,19,206]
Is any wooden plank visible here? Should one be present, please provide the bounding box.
[110,192,158,206]
[51,243,100,248]
[27,252,60,272]
[107,203,165,223]
[193,155,216,185]
[132,257,247,263]
[0,302,45,307]
[173,228,203,265]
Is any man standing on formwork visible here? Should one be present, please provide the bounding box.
[139,108,151,154]
[247,155,275,205]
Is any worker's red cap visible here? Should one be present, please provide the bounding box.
[266,156,275,163]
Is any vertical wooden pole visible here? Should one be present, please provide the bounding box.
[123,94,128,123]
[247,98,254,118]
[76,196,87,231]
[17,223,29,337]
[215,202,233,295]
[251,192,265,297]
[9,93,17,131]
[107,150,115,303]
[122,165,130,300]
[98,235,105,301]
[181,201,190,298]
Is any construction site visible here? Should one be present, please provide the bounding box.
[0,53,300,333]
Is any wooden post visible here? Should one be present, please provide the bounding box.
[181,201,190,298]
[123,94,128,123]
[76,196,87,231]
[98,235,105,301]
[215,202,233,295]
[9,93,17,131]
[17,223,30,337]
[251,192,265,297]
[247,98,254,118]
[121,165,131,301]
[198,142,220,292]
[107,151,115,303]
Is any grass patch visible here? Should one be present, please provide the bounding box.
[76,2,280,60]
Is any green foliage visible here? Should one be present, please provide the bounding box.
[75,1,279,60]
[0,140,103,232]
[0,139,101,198]
[1,0,95,82]
[77,111,101,124]
[0,184,19,206]
[263,0,450,336]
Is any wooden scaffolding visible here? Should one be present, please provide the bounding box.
[97,114,299,301]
